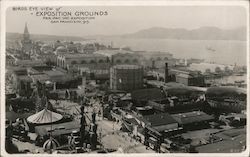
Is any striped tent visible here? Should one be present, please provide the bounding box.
[27,109,63,124]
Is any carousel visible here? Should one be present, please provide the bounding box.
[26,105,63,152]
[27,108,63,124]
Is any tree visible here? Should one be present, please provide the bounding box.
[5,140,19,154]
[45,60,56,66]
[5,125,19,154]
[224,66,231,73]
[205,68,211,73]
[215,67,221,73]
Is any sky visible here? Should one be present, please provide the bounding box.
[6,6,247,37]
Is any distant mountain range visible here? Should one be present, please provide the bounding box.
[7,26,246,42]
[6,32,85,42]
[119,26,246,41]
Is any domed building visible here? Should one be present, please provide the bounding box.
[83,43,97,54]
[54,46,68,55]
[40,44,53,54]
[66,42,78,53]
[53,40,64,50]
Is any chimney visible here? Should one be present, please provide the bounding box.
[53,82,56,91]
[152,60,155,69]
[165,62,169,83]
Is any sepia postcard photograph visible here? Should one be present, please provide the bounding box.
[0,0,249,156]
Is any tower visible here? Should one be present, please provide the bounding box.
[21,22,33,57]
[23,22,30,41]
[165,62,169,83]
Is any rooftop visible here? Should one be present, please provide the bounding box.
[113,64,142,69]
[30,74,50,82]
[166,86,204,96]
[137,51,173,56]
[6,55,15,60]
[94,49,134,57]
[125,118,140,126]
[18,75,32,82]
[13,69,28,76]
[44,70,65,77]
[131,88,166,101]
[16,60,44,66]
[34,120,80,137]
[176,73,192,78]
[143,113,178,127]
[78,63,110,70]
[31,66,53,72]
[171,111,214,125]
[206,87,247,96]
[64,53,106,59]
[56,46,67,51]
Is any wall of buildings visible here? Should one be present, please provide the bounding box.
[188,76,205,86]
[137,52,175,69]
[57,54,108,69]
[38,53,57,64]
[111,53,142,65]
[176,74,189,86]
[176,73,205,86]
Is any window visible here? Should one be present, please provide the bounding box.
[81,60,86,64]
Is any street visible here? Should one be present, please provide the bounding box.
[97,119,154,153]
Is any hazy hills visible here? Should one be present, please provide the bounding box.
[120,26,246,41]
[7,26,246,42]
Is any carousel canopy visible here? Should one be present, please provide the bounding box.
[27,109,63,124]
